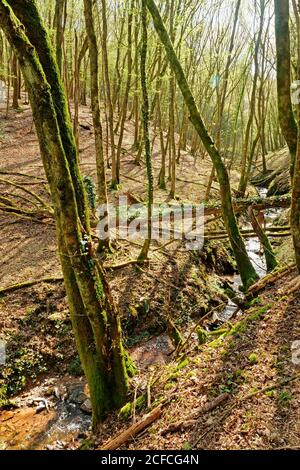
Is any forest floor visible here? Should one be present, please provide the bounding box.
[0,101,299,450]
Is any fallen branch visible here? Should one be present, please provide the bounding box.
[99,405,163,450]
[0,276,63,295]
[246,263,296,297]
[0,204,54,225]
[203,194,291,216]
[105,259,147,270]
[192,373,300,448]
[161,393,229,436]
[279,276,300,296]
[0,177,53,213]
[0,169,46,181]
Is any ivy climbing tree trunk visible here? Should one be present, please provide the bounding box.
[145,0,258,290]
[0,0,129,429]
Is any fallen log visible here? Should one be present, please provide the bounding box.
[205,226,291,237]
[203,194,291,216]
[204,231,291,241]
[192,373,300,448]
[99,405,163,450]
[279,276,300,296]
[246,263,296,297]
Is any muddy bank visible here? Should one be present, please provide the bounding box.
[251,148,291,196]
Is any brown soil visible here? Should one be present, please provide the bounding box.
[1,99,299,451]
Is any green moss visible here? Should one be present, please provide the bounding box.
[0,384,8,408]
[167,372,180,382]
[68,355,83,376]
[83,175,97,211]
[168,320,183,348]
[248,353,258,364]
[119,393,147,420]
[278,390,293,405]
[125,352,138,378]
[196,327,208,345]
[248,304,271,321]
[175,358,189,371]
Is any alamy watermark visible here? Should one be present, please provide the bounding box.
[0,340,6,365]
[96,197,204,251]
[292,81,300,105]
[291,340,300,365]
[0,80,6,104]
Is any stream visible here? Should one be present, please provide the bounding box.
[219,187,283,322]
[0,189,286,450]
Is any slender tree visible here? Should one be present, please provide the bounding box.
[1,0,129,428]
[83,0,110,250]
[138,0,154,261]
[145,0,258,290]
[274,0,298,177]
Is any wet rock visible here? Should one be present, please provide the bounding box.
[80,399,92,415]
[36,403,46,413]
[68,385,88,405]
[53,385,68,401]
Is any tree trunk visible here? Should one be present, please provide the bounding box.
[1,0,129,428]
[83,0,110,251]
[12,52,18,108]
[138,0,153,261]
[55,0,64,75]
[145,0,258,290]
[100,0,117,187]
[274,0,298,177]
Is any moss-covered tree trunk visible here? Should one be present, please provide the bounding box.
[116,0,134,184]
[138,0,153,261]
[54,0,64,75]
[274,0,298,177]
[274,0,300,272]
[100,0,117,188]
[145,0,258,290]
[238,0,264,197]
[0,0,129,429]
[83,0,110,250]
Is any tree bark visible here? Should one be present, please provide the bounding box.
[0,0,129,428]
[138,0,153,261]
[274,0,298,177]
[83,0,110,251]
[145,0,258,290]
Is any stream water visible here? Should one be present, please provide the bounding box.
[0,189,286,450]
[219,187,283,322]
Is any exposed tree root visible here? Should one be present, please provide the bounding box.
[105,259,148,270]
